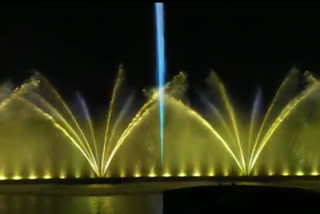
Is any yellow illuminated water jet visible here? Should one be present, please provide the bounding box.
[0,66,318,180]
[16,66,163,178]
[199,68,320,176]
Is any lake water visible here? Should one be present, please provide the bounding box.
[1,181,320,214]
[0,193,163,214]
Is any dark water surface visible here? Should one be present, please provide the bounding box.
[0,193,163,214]
[1,183,320,214]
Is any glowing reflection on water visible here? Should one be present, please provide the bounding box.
[0,193,163,214]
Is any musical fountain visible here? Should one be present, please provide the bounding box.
[0,2,319,214]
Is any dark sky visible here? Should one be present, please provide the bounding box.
[0,3,319,111]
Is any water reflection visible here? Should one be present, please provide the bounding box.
[0,193,163,214]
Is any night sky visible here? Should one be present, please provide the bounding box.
[0,3,319,112]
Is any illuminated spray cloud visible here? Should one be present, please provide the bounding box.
[15,66,141,177]
[11,68,186,178]
[0,77,39,111]
[197,68,320,175]
[0,67,319,179]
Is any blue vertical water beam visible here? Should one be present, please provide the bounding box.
[155,2,166,164]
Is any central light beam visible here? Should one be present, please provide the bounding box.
[155,2,166,163]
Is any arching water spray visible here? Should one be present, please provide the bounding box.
[155,2,166,163]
